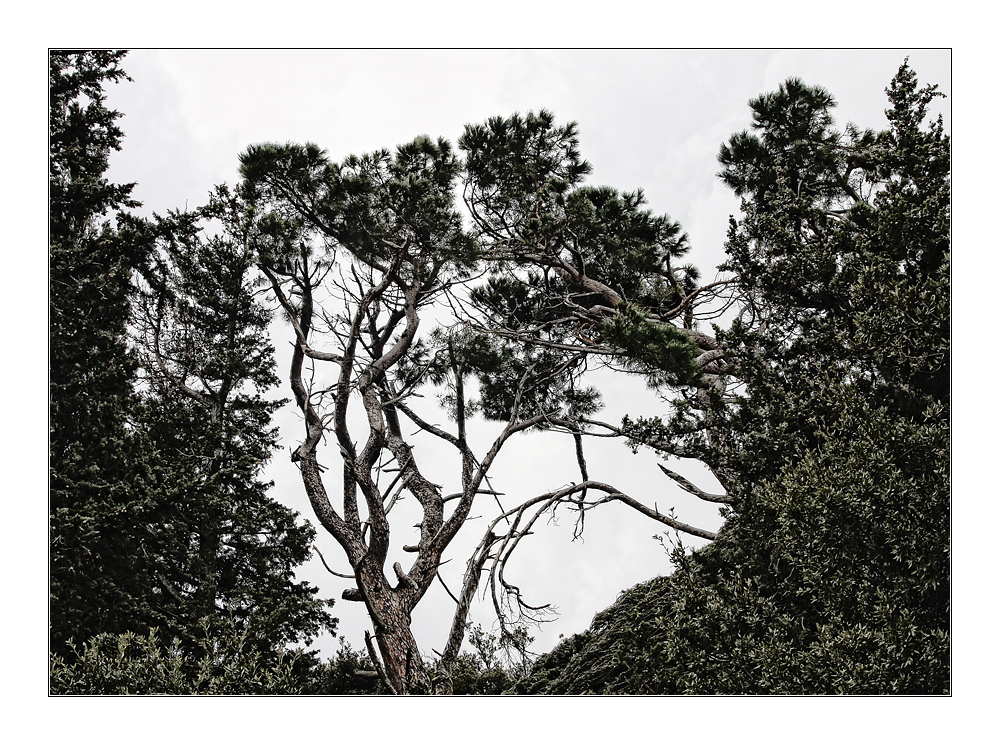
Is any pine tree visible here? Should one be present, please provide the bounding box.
[233,128,707,692]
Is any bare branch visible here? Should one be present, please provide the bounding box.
[394,399,462,449]
[313,547,354,579]
[584,482,718,541]
[435,570,461,605]
[657,463,732,504]
[440,530,501,665]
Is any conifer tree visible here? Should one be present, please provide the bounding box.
[132,189,338,657]
[50,52,336,674]
[49,50,156,649]
[515,60,950,694]
[233,125,722,693]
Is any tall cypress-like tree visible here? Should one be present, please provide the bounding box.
[49,50,156,649]
[132,189,337,657]
[50,52,336,671]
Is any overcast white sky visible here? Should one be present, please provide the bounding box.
[94,49,954,663]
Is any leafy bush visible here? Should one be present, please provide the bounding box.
[515,391,949,694]
[50,620,308,695]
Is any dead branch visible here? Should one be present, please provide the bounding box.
[657,463,732,504]
[313,546,354,579]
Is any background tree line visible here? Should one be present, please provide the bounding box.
[49,50,948,694]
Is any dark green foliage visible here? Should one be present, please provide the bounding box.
[49,51,138,233]
[443,623,531,695]
[50,53,336,688]
[448,653,515,695]
[517,60,949,695]
[516,391,948,694]
[429,329,603,424]
[601,302,701,385]
[561,186,697,312]
[300,639,388,694]
[50,626,399,695]
[461,111,702,382]
[130,189,338,660]
[48,623,527,695]
[718,77,865,205]
[709,59,950,488]
[240,135,478,280]
[49,50,159,649]
[302,625,531,695]
[460,109,591,234]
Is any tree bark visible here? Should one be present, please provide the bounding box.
[362,583,432,695]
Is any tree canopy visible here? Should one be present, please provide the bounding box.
[515,60,950,694]
[50,53,949,695]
